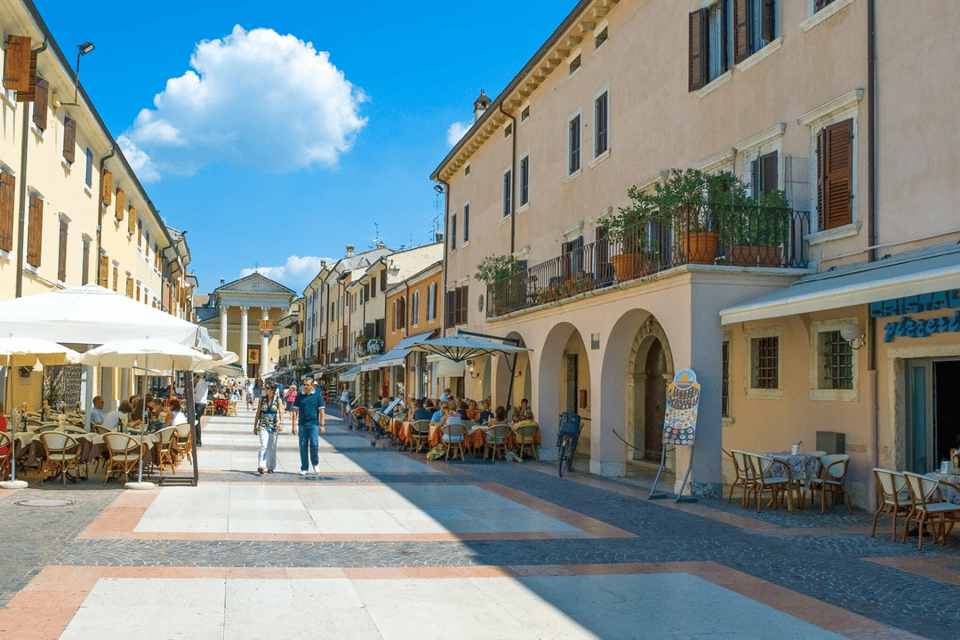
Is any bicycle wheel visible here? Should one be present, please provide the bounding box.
[558,440,569,477]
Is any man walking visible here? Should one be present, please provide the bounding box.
[294,377,326,475]
[193,375,209,446]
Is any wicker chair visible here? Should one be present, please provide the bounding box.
[173,422,194,464]
[409,420,431,453]
[871,468,912,541]
[902,472,960,549]
[0,431,13,480]
[154,426,179,476]
[38,431,81,485]
[743,452,795,513]
[439,423,467,460]
[513,423,540,461]
[809,454,851,513]
[102,432,142,484]
[484,424,511,461]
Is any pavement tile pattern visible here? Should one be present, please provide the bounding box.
[0,407,958,639]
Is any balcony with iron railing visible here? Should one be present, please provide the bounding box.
[486,203,810,318]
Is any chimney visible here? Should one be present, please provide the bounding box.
[320,259,327,268]
[376,241,386,249]
[345,244,354,258]
[473,89,491,123]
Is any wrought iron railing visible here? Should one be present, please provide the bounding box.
[486,204,810,318]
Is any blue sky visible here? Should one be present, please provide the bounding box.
[35,0,575,295]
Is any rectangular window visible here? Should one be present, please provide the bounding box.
[57,219,68,281]
[371,275,377,298]
[428,283,436,321]
[595,26,608,49]
[33,77,48,130]
[817,118,853,231]
[112,264,119,292]
[735,0,777,63]
[0,172,15,252]
[721,340,730,417]
[569,54,581,74]
[815,0,835,11]
[819,330,853,390]
[26,194,42,267]
[62,117,76,164]
[751,336,779,389]
[411,291,419,326]
[85,148,93,188]
[520,106,530,121]
[751,151,778,194]
[503,169,512,217]
[519,156,530,206]
[504,123,512,138]
[450,214,457,250]
[464,164,470,176]
[568,115,581,174]
[463,204,469,243]
[595,92,609,157]
[81,237,90,285]
[125,275,134,298]
[99,255,108,288]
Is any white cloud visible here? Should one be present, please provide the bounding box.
[240,255,332,291]
[124,25,368,181]
[117,136,161,183]
[446,121,471,147]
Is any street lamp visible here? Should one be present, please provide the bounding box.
[61,41,95,106]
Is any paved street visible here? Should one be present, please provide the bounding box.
[1,407,958,639]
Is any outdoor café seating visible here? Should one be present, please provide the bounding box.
[741,452,796,513]
[174,422,193,464]
[871,468,912,542]
[102,432,142,484]
[809,454,851,513]
[154,426,179,476]
[439,423,467,460]
[0,431,11,480]
[37,431,81,485]
[902,471,960,550]
[484,424,511,461]
[513,423,540,460]
[409,420,431,453]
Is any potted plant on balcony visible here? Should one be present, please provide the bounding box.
[599,192,656,282]
[723,189,791,267]
[476,255,524,311]
[353,336,367,358]
[366,337,384,355]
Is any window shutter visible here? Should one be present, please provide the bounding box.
[112,265,119,291]
[58,219,68,281]
[380,273,386,291]
[761,0,776,43]
[760,152,778,193]
[688,9,709,92]
[32,77,48,130]
[16,50,38,103]
[26,195,42,267]
[734,0,751,64]
[126,277,134,298]
[815,0,831,11]
[85,149,93,187]
[128,207,136,235]
[816,128,827,230]
[99,255,109,288]
[3,35,32,92]
[445,290,455,327]
[102,171,113,206]
[81,239,90,285]
[462,285,469,325]
[821,119,854,230]
[0,173,15,252]
[62,117,76,164]
[138,220,142,247]
[115,188,125,221]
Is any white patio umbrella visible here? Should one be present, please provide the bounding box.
[0,336,81,486]
[81,338,212,486]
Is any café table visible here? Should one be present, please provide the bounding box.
[764,451,826,493]
[924,472,960,505]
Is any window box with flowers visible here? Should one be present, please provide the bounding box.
[366,337,384,355]
[353,336,367,358]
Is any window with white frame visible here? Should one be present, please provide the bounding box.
[463,203,469,244]
[595,25,608,49]
[519,154,530,206]
[594,91,609,158]
[450,213,457,250]
[745,326,782,397]
[411,291,420,326]
[810,319,858,401]
[502,168,512,217]
[568,113,582,175]
[427,282,437,321]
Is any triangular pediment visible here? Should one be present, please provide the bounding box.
[215,272,295,296]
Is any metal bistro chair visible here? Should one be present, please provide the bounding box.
[409,420,432,453]
[484,424,512,461]
[871,468,912,541]
[902,471,960,550]
[38,431,81,485]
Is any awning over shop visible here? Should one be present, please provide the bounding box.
[339,364,364,382]
[720,245,960,324]
[360,331,437,372]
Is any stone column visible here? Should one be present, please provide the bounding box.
[219,305,229,352]
[261,307,270,376]
[240,306,249,373]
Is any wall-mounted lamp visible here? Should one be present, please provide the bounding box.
[466,359,480,379]
[61,41,96,107]
[840,322,866,350]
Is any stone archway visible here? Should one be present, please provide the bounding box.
[624,315,675,466]
[492,331,532,411]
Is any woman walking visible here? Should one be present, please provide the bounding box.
[254,381,282,474]
[339,384,351,421]
[284,381,299,435]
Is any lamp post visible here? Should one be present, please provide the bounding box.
[61,41,95,107]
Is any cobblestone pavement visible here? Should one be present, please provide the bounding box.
[1,408,958,639]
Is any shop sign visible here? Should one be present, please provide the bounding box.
[883,311,960,343]
[870,289,960,318]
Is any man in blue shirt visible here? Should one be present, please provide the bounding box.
[294,377,326,475]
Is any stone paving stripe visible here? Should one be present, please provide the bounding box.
[863,556,960,587]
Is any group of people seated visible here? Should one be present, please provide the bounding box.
[371,391,536,432]
[90,394,189,433]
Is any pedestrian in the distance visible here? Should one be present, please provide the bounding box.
[294,377,326,475]
[254,381,282,475]
[339,383,350,419]
[285,381,299,435]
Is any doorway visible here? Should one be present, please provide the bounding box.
[564,353,579,414]
[643,341,667,461]
[906,358,960,472]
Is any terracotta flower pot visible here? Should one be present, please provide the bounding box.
[679,232,719,265]
[610,254,647,282]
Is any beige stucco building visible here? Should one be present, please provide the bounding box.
[431,0,960,502]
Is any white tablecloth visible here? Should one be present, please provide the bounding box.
[924,472,960,505]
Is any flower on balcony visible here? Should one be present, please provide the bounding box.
[366,337,384,355]
[353,336,367,357]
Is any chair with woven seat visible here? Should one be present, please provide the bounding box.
[513,422,540,461]
[725,449,753,507]
[226,400,238,417]
[0,431,13,480]
[203,402,215,416]
[484,424,512,461]
[409,420,431,453]
[871,468,912,541]
[809,454,851,513]
[902,471,960,550]
[174,422,193,464]
[154,426,178,476]
[439,423,467,460]
[743,452,795,513]
[38,431,81,485]
[102,432,142,484]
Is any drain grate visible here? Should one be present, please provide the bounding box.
[15,499,74,508]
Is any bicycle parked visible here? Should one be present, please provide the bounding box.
[557,412,589,476]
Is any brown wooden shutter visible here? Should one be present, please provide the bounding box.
[102,171,113,206]
[445,290,456,328]
[99,255,109,288]
[16,49,38,102]
[115,188,125,221]
[688,9,708,92]
[760,152,778,193]
[62,117,76,163]
[113,266,119,291]
[26,195,42,267]
[734,0,751,64]
[815,0,831,11]
[32,77,48,130]
[816,128,826,230]
[462,285,469,325]
[81,239,90,285]
[138,220,142,247]
[821,119,853,230]
[126,277,134,298]
[128,207,136,235]
[761,0,777,43]
[3,35,32,92]
[57,219,68,281]
[0,173,15,252]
